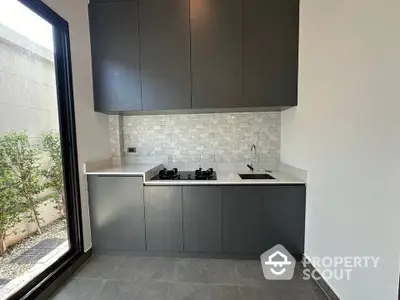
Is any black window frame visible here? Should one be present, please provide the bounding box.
[6,1,85,299]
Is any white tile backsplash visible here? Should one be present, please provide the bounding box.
[109,111,281,164]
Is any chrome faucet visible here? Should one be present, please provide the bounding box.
[247,144,257,172]
[250,144,256,153]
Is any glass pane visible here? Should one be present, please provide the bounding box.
[0,0,69,298]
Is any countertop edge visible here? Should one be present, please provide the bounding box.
[84,162,306,185]
[143,182,306,186]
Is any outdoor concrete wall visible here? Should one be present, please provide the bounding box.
[0,23,59,139]
[0,24,62,246]
[6,200,63,246]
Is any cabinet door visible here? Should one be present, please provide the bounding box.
[144,186,183,251]
[190,0,243,109]
[243,0,299,107]
[222,186,264,254]
[89,1,142,112]
[183,186,222,252]
[139,0,191,110]
[263,185,305,257]
[88,176,146,252]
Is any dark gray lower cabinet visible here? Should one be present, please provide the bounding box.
[88,176,146,252]
[88,178,306,257]
[263,185,306,258]
[183,186,222,252]
[144,186,183,251]
[222,187,265,254]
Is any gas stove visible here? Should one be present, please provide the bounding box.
[151,168,217,180]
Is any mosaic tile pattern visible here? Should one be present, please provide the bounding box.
[109,112,280,164]
[109,115,124,157]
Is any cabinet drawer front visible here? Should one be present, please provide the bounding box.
[262,185,305,257]
[183,186,222,252]
[88,176,146,252]
[222,186,264,254]
[145,186,183,251]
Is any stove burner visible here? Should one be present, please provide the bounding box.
[158,168,180,180]
[195,168,214,180]
[152,167,217,181]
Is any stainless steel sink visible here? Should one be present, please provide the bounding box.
[238,173,275,180]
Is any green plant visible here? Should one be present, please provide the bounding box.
[0,150,24,254]
[0,131,45,234]
[42,131,65,216]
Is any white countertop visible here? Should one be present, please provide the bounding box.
[146,169,303,185]
[85,161,305,185]
[85,163,160,176]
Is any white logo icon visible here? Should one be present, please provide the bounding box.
[264,251,292,275]
[260,244,296,280]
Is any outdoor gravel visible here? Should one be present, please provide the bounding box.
[0,218,67,285]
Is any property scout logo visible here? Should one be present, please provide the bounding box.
[261,244,380,281]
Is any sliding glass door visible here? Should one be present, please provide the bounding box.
[0,1,82,299]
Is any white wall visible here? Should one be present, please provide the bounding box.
[41,0,111,251]
[281,0,400,299]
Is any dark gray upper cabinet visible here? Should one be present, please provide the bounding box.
[89,1,142,112]
[183,186,222,252]
[263,185,305,258]
[144,186,183,251]
[222,186,264,254]
[89,0,299,113]
[190,0,243,109]
[243,0,299,107]
[87,176,146,252]
[139,0,191,110]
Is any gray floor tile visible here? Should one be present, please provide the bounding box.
[113,256,177,282]
[234,260,265,287]
[174,259,208,284]
[235,260,319,290]
[175,258,237,285]
[239,286,318,300]
[209,285,241,300]
[167,283,208,300]
[94,280,170,300]
[93,280,131,300]
[203,259,238,285]
[272,266,320,290]
[51,278,105,300]
[75,255,123,279]
[168,283,240,300]
[51,256,327,300]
